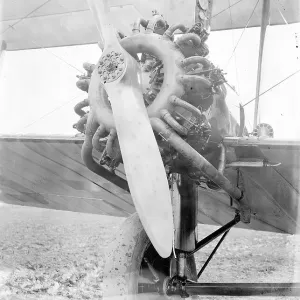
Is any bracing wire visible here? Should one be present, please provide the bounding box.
[243,69,300,107]
[2,0,91,135]
[0,0,53,36]
[228,0,241,102]
[8,26,84,74]
[211,0,245,19]
[29,38,84,74]
[14,94,83,134]
[2,0,85,74]
[225,0,260,68]
[276,0,288,25]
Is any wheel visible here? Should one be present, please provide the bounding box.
[102,213,198,299]
[102,213,169,299]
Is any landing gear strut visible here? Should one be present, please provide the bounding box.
[164,174,300,297]
[102,174,300,298]
[164,174,241,298]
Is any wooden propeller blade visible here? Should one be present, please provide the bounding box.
[87,0,173,258]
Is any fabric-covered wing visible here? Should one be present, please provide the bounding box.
[0,135,134,217]
[0,0,299,51]
[1,135,299,234]
[223,137,300,234]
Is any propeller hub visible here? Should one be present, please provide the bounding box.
[98,51,126,83]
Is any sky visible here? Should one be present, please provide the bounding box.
[0,23,299,138]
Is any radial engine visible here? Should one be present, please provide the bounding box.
[73,11,241,184]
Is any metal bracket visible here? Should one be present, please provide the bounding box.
[237,169,251,223]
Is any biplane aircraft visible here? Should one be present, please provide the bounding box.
[0,0,300,298]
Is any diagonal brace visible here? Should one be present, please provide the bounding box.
[187,213,240,257]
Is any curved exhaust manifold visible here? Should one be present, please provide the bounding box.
[150,117,242,201]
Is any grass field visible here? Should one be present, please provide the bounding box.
[0,204,299,299]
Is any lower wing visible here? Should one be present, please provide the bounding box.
[1,135,299,234]
[0,135,134,217]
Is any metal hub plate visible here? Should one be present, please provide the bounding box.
[98,51,126,83]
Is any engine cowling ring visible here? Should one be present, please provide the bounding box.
[77,19,233,184]
[88,33,186,131]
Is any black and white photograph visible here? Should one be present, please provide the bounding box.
[0,0,299,299]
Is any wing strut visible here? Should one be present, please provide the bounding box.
[253,0,271,129]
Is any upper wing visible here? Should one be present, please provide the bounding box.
[1,0,299,51]
[0,135,134,217]
[223,137,300,234]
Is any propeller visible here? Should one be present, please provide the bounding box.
[86,0,174,258]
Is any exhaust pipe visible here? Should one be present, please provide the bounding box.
[150,117,242,202]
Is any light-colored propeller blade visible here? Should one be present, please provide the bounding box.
[87,0,173,258]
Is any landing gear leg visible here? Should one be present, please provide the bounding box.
[169,173,199,298]
[102,173,199,299]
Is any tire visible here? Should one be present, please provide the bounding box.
[102,213,199,299]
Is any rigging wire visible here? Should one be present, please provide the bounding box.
[277,8,288,25]
[0,0,53,36]
[243,69,300,107]
[29,38,84,74]
[1,0,84,74]
[228,0,241,99]
[14,93,83,134]
[1,2,92,141]
[276,0,289,25]
[8,26,84,74]
[225,0,260,67]
[211,0,245,19]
